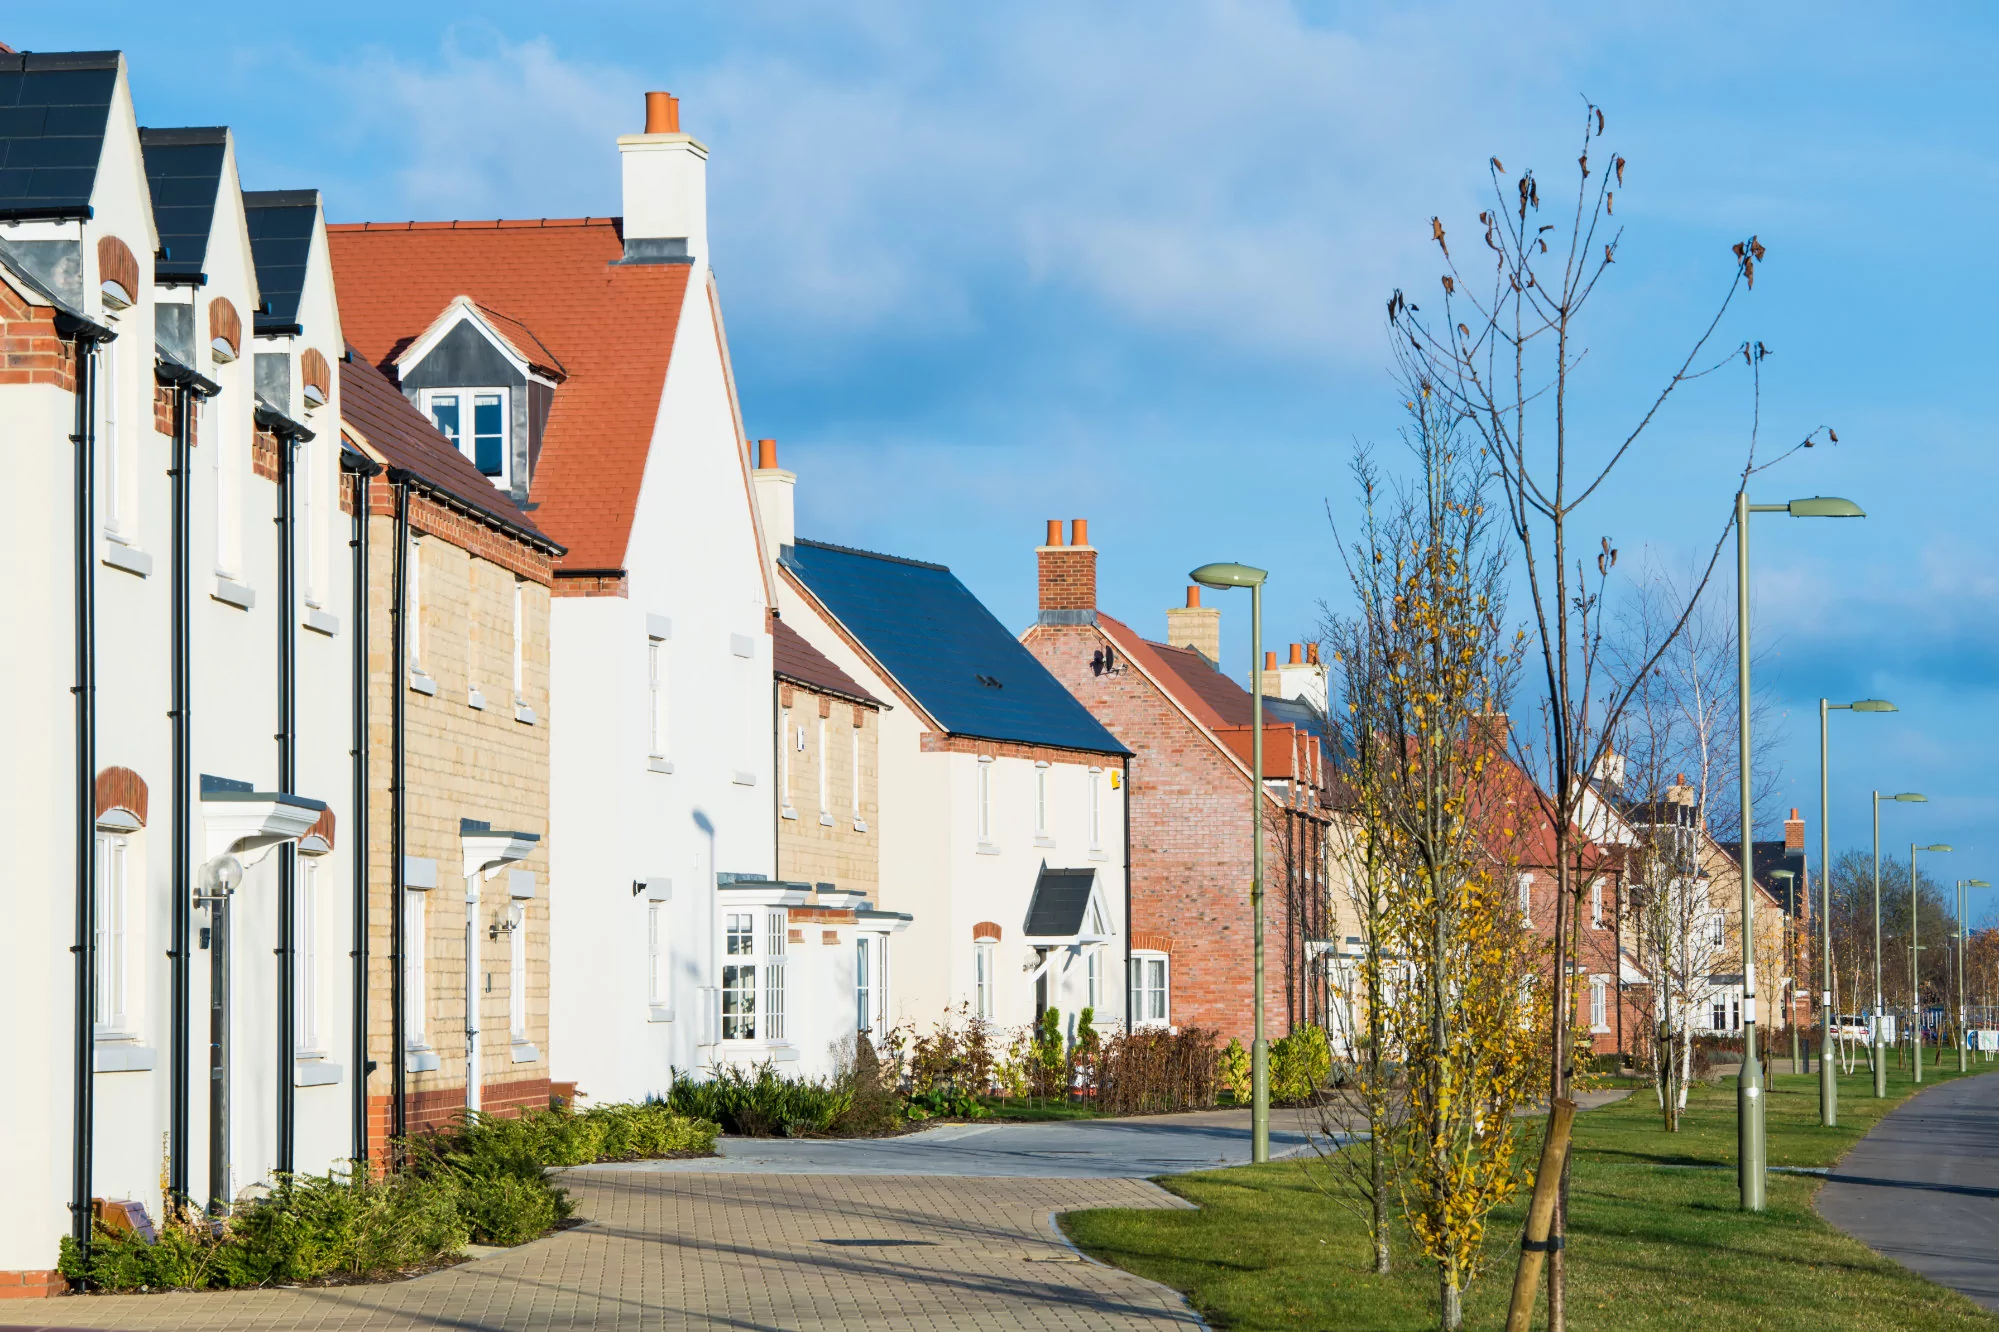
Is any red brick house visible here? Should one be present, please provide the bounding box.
[1021,520,1336,1042]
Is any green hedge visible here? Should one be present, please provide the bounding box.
[59,1100,717,1291]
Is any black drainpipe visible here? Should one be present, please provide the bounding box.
[347,453,376,1164]
[273,416,300,1176]
[389,481,411,1154]
[1121,754,1132,1030]
[62,316,110,1276]
[161,360,214,1206]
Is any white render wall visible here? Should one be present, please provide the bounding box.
[548,261,780,1102]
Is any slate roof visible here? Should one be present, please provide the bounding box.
[243,189,317,334]
[327,218,690,574]
[773,616,883,709]
[138,127,225,280]
[0,51,117,220]
[1023,867,1100,938]
[337,345,559,554]
[783,540,1127,756]
[1753,840,1808,917]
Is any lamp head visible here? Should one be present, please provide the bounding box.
[1969,879,1991,888]
[1787,496,1865,518]
[1893,793,1927,803]
[1190,562,1268,590]
[200,854,242,896]
[1851,699,1897,712]
[1924,844,1954,853]
[1770,868,1794,880]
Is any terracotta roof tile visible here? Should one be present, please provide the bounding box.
[773,617,884,709]
[1096,611,1255,729]
[325,219,686,573]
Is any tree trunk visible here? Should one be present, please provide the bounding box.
[1441,1265,1463,1331]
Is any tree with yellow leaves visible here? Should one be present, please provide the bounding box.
[1327,388,1546,1330]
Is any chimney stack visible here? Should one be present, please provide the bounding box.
[751,436,795,555]
[1785,807,1805,852]
[618,90,706,265]
[1036,518,1097,624]
[1165,584,1221,667]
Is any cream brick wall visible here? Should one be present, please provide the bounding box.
[363,506,553,1105]
[776,687,880,899]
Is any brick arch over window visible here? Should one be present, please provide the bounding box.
[208,297,241,359]
[96,235,138,306]
[971,921,1002,942]
[95,766,148,827]
[300,347,331,404]
[299,806,336,853]
[1130,930,1174,955]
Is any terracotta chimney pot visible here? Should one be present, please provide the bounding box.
[1045,519,1064,547]
[644,91,680,134]
[1306,643,1319,665]
[1265,651,1277,670]
[756,437,778,470]
[1289,643,1303,665]
[1071,518,1090,547]
[1185,585,1200,608]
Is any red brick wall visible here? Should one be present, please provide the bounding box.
[1037,546,1097,612]
[0,1268,66,1299]
[1024,622,1329,1042]
[0,281,78,390]
[366,1077,552,1158]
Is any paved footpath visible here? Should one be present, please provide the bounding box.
[1818,1071,1999,1312]
[4,1109,1322,1332]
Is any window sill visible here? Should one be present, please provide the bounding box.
[93,1041,156,1073]
[509,1041,540,1065]
[102,540,153,578]
[719,1042,800,1063]
[649,756,675,775]
[468,688,487,711]
[648,1005,676,1025]
[405,1047,440,1073]
[1033,835,1056,849]
[211,576,255,610]
[819,812,836,827]
[408,671,437,697]
[294,1058,343,1087]
[731,770,758,787]
[1088,848,1109,862]
[515,703,537,726]
[780,804,797,819]
[303,608,340,637]
[976,841,1001,856]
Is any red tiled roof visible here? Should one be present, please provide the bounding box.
[1096,612,1255,729]
[337,345,557,551]
[773,617,884,709]
[326,218,688,573]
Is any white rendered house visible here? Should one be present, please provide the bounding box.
[0,52,361,1289]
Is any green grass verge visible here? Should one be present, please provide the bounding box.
[1062,1062,1999,1330]
[978,1097,1108,1122]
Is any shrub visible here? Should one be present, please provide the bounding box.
[667,1063,853,1137]
[1220,1037,1251,1102]
[1030,1007,1067,1098]
[836,1035,914,1134]
[1269,1024,1332,1105]
[1096,1026,1221,1115]
[906,1005,1000,1103]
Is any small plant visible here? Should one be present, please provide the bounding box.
[1031,1007,1066,1100]
[1270,1024,1332,1105]
[1096,1026,1222,1115]
[1220,1037,1251,1102]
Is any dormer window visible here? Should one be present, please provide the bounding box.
[421,388,510,484]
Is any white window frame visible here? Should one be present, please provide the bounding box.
[778,704,794,814]
[512,580,526,704]
[1710,912,1726,949]
[100,330,128,539]
[299,856,322,1054]
[1088,766,1103,851]
[94,831,131,1037]
[421,387,512,488]
[1086,947,1101,1012]
[647,902,668,1006]
[509,902,529,1043]
[300,434,321,608]
[817,715,830,822]
[977,755,994,848]
[722,912,757,1040]
[857,934,875,1035]
[851,715,864,829]
[1035,762,1050,840]
[1589,977,1608,1033]
[407,534,426,678]
[1130,952,1169,1028]
[404,888,429,1049]
[973,940,994,1020]
[1519,873,1534,925]
[648,634,668,761]
[765,909,787,1041]
[1590,878,1604,929]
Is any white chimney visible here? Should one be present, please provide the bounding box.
[752,437,795,554]
[618,91,707,265]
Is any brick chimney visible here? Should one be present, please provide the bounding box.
[1036,519,1097,625]
[617,90,707,265]
[1785,807,1805,852]
[751,437,794,553]
[1165,584,1221,667]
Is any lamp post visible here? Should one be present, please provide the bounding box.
[1735,493,1863,1212]
[1871,792,1925,1096]
[1910,843,1952,1084]
[1956,881,1988,1074]
[1191,561,1271,1164]
[1818,699,1895,1126]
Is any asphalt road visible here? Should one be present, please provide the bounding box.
[1817,1071,1999,1311]
[579,1106,1324,1178]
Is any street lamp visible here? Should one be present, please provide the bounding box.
[1956,880,1989,1074]
[1191,560,1271,1165]
[1736,493,1863,1212]
[1872,793,1925,1096]
[1911,843,1952,1084]
[1818,698,1895,1127]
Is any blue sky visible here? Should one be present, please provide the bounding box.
[18,3,1999,909]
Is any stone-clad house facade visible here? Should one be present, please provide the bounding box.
[338,349,561,1148]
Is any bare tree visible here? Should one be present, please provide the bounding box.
[1387,103,1830,1328]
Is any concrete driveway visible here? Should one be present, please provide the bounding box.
[1817,1072,1999,1312]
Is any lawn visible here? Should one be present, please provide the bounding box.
[1062,1061,1999,1330]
